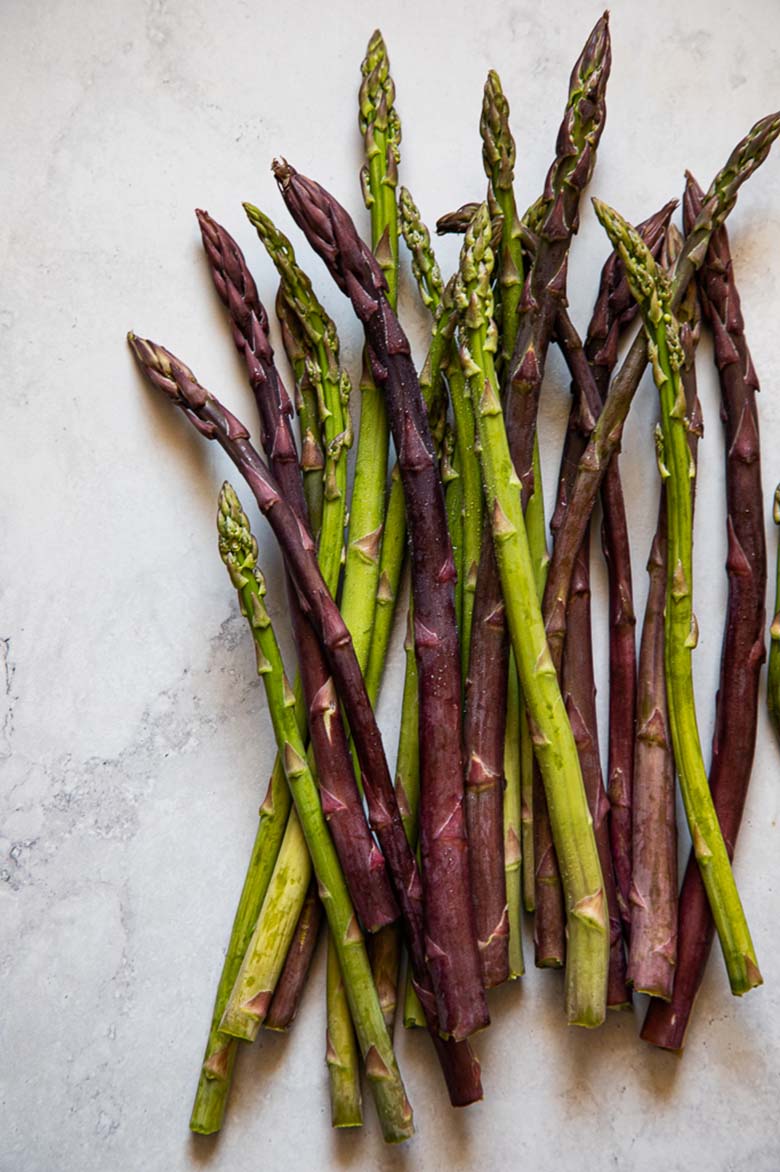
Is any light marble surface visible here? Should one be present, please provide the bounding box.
[2,1,780,1168]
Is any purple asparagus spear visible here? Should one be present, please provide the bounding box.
[196,209,398,935]
[274,159,489,1042]
[128,333,483,1102]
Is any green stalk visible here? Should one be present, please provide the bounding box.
[244,202,361,1113]
[593,199,761,996]
[340,29,402,674]
[188,759,291,1133]
[480,69,524,370]
[243,202,351,598]
[220,809,311,1040]
[275,289,325,535]
[217,484,413,1143]
[503,656,525,975]
[456,205,607,1026]
[327,937,363,1128]
[769,484,780,746]
[520,441,550,915]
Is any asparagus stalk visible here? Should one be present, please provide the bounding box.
[189,761,292,1133]
[274,288,325,535]
[220,805,312,1039]
[242,202,353,598]
[197,210,397,936]
[770,486,780,746]
[593,198,761,997]
[215,485,413,1142]
[236,206,362,1107]
[442,431,465,634]
[501,16,611,961]
[562,537,629,1007]
[456,204,608,1026]
[276,161,489,1040]
[583,199,677,926]
[326,926,363,1128]
[504,13,610,504]
[628,496,677,998]
[128,335,483,1104]
[339,29,401,675]
[551,334,629,1007]
[464,526,510,988]
[643,174,767,1045]
[503,659,525,976]
[541,112,780,681]
[264,880,323,1031]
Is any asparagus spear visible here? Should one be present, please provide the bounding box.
[464,525,510,988]
[583,199,677,927]
[552,330,629,1008]
[470,69,530,984]
[456,204,608,1026]
[770,486,780,746]
[230,206,361,1109]
[340,29,401,676]
[197,210,397,936]
[242,202,353,598]
[541,112,780,681]
[502,16,611,961]
[504,13,611,505]
[503,660,525,976]
[629,495,677,998]
[216,485,413,1142]
[627,223,702,998]
[220,805,312,1040]
[276,161,489,1041]
[642,174,767,1045]
[274,288,326,535]
[189,761,292,1133]
[264,880,323,1031]
[128,334,483,1104]
[326,925,363,1127]
[593,198,761,997]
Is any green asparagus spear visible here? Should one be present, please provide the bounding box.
[219,807,311,1040]
[217,484,413,1143]
[340,29,401,675]
[456,204,608,1025]
[593,199,761,996]
[326,938,362,1128]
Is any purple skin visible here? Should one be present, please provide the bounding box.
[128,335,483,1104]
[265,881,323,1031]
[628,498,677,999]
[504,13,611,508]
[584,200,678,929]
[642,176,766,1050]
[463,529,510,988]
[275,161,488,1042]
[196,210,398,935]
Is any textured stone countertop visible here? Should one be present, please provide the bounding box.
[2,1,780,1168]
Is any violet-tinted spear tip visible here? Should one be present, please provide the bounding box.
[273,157,293,188]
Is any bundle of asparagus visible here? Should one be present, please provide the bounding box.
[127,15,779,1145]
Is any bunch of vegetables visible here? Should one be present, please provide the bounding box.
[128,15,779,1143]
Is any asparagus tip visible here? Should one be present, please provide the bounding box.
[272,157,293,188]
